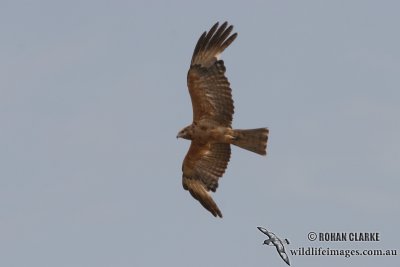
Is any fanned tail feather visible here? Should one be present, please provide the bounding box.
[232,128,269,155]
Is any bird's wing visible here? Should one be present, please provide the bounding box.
[268,232,279,239]
[187,22,237,126]
[182,142,231,217]
[257,227,274,239]
[278,249,291,266]
[274,239,290,266]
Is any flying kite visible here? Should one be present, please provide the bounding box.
[177,22,268,218]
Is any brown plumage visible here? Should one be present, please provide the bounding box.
[177,22,269,218]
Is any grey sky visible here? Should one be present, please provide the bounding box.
[1,1,399,266]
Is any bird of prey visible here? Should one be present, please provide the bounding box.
[257,227,291,266]
[177,22,269,218]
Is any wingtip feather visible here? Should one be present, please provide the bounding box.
[191,21,237,67]
[183,177,223,218]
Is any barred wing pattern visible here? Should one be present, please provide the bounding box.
[182,22,237,217]
[182,143,231,217]
[187,21,237,126]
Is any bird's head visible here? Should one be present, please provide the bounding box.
[176,126,193,140]
[263,239,272,245]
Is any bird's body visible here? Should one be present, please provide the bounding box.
[179,120,234,144]
[177,22,269,218]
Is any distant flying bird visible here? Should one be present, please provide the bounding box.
[257,227,290,266]
[177,22,269,218]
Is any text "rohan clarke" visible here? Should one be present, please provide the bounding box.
[319,232,380,242]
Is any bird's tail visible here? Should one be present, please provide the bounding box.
[232,128,269,155]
